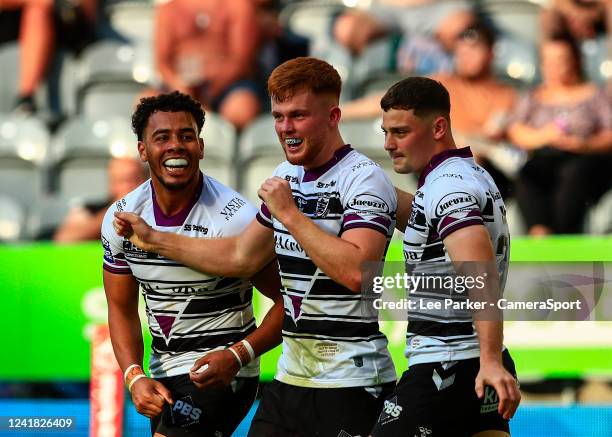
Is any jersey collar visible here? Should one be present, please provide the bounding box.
[302,144,353,182]
[417,146,473,189]
[151,171,204,227]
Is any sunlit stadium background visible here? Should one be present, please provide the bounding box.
[0,0,611,436]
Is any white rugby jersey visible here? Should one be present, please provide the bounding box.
[256,145,398,388]
[101,173,260,378]
[403,147,510,365]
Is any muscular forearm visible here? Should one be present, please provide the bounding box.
[150,232,252,277]
[475,320,504,364]
[150,229,274,278]
[242,297,284,357]
[246,261,284,355]
[282,210,377,292]
[107,302,145,372]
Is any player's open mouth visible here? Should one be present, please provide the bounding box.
[284,138,303,149]
[163,158,189,173]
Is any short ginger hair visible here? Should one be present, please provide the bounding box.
[267,57,342,102]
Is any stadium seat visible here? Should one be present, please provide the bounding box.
[0,195,26,242]
[581,35,611,85]
[0,116,49,213]
[350,37,398,99]
[480,0,541,86]
[199,112,238,188]
[279,1,345,56]
[26,195,72,240]
[51,116,138,200]
[106,0,155,47]
[237,115,283,202]
[493,35,540,87]
[481,0,542,45]
[339,118,417,194]
[0,43,52,116]
[76,40,153,118]
[80,81,147,118]
[78,40,150,86]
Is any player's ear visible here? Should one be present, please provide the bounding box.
[137,141,148,162]
[199,138,204,160]
[432,116,448,140]
[329,105,341,127]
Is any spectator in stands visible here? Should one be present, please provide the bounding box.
[342,22,519,199]
[334,0,475,75]
[507,34,612,236]
[541,0,610,42]
[154,0,263,130]
[255,0,309,99]
[0,0,56,114]
[0,0,106,115]
[54,157,147,242]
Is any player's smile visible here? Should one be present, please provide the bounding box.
[271,90,338,169]
[162,157,189,175]
[139,111,203,191]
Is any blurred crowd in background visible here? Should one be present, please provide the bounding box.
[0,0,610,244]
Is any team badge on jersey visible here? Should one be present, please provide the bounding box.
[315,195,331,218]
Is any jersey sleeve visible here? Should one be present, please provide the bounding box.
[341,160,397,236]
[424,174,486,240]
[101,199,132,275]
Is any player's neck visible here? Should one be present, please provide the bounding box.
[303,133,345,170]
[151,173,202,217]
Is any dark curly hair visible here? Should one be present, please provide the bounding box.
[131,91,205,141]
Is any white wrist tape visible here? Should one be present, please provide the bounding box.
[242,340,255,362]
[123,364,142,382]
[227,347,243,368]
[128,374,147,392]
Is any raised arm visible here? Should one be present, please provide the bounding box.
[258,176,390,292]
[103,270,173,417]
[114,213,275,278]
[444,225,520,420]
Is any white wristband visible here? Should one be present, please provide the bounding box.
[242,340,255,362]
[123,364,142,381]
[227,347,243,368]
[128,374,147,392]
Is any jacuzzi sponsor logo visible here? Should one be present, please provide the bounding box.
[435,192,477,217]
[349,194,390,213]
